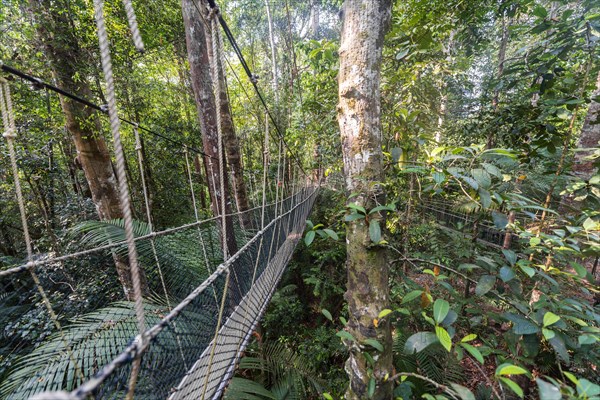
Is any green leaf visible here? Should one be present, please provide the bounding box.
[336,330,356,342]
[367,377,376,398]
[482,162,502,178]
[226,377,277,399]
[571,262,588,278]
[433,299,450,324]
[339,316,348,326]
[496,363,528,376]
[577,379,600,397]
[536,378,561,400]
[369,204,396,214]
[499,266,516,282]
[543,312,560,327]
[503,313,540,335]
[519,264,536,278]
[542,328,555,340]
[549,335,570,363]
[432,171,446,184]
[492,211,509,229]
[404,332,438,354]
[323,393,334,400]
[479,188,492,209]
[533,5,548,18]
[499,377,524,398]
[579,334,599,345]
[363,339,384,352]
[378,309,393,319]
[450,383,476,400]
[347,203,366,214]
[304,230,316,246]
[322,229,339,241]
[502,249,517,265]
[472,168,491,189]
[369,220,382,243]
[322,309,333,322]
[583,217,598,231]
[402,290,423,304]
[435,326,452,352]
[475,275,496,296]
[461,343,484,364]
[461,334,477,342]
[345,213,365,222]
[530,237,541,246]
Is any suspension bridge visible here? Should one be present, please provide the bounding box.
[0,0,319,398]
[0,0,574,398]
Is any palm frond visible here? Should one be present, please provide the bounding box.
[0,301,171,398]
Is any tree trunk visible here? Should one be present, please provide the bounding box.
[571,71,600,183]
[487,12,510,149]
[264,0,280,106]
[28,0,148,300]
[182,0,237,257]
[202,0,252,228]
[337,1,392,399]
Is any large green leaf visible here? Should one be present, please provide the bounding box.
[475,275,496,296]
[535,378,561,400]
[433,299,450,324]
[404,332,438,354]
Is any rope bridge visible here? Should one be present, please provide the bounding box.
[0,0,317,398]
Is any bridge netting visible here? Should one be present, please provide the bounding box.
[0,0,319,398]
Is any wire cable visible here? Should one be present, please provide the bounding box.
[0,62,214,159]
[204,0,308,177]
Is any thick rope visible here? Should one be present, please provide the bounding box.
[199,8,233,397]
[209,8,229,262]
[184,146,219,305]
[121,0,144,52]
[0,79,85,384]
[135,127,188,369]
[93,0,146,396]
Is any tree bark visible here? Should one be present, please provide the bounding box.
[28,0,148,300]
[182,0,237,257]
[202,1,252,228]
[487,12,510,149]
[337,1,392,399]
[571,71,600,183]
[264,0,280,106]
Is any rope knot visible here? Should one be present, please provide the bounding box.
[208,5,220,19]
[2,128,16,139]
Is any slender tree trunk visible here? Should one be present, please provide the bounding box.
[264,0,280,106]
[309,0,320,38]
[182,0,237,257]
[28,0,148,300]
[564,70,600,210]
[337,1,392,399]
[487,12,510,149]
[202,1,251,228]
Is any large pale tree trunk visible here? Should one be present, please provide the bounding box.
[337,1,392,399]
[182,0,237,257]
[201,0,251,228]
[28,0,148,300]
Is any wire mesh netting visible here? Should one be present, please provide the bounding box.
[0,187,318,399]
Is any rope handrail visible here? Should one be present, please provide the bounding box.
[0,189,305,277]
[55,185,318,399]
